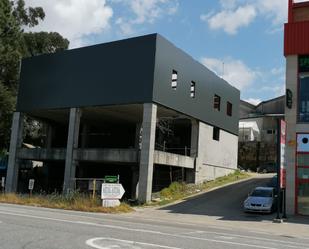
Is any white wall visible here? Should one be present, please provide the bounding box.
[195,122,238,183]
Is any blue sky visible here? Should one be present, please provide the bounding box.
[25,0,306,105]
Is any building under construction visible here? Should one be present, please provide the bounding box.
[6,34,239,202]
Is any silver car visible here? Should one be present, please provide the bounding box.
[243,187,276,213]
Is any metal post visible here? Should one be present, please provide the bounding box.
[276,118,281,220]
[92,179,96,199]
[282,188,287,219]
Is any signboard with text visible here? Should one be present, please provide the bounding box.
[101,183,125,200]
[299,55,309,73]
[28,179,35,190]
[280,120,287,188]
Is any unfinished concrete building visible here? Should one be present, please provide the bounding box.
[6,34,239,202]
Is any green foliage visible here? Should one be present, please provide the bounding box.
[155,170,250,206]
[22,32,69,57]
[0,0,69,150]
[0,192,133,213]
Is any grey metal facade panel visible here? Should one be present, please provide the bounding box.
[17,34,157,112]
[152,35,240,135]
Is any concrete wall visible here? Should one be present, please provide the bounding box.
[195,122,238,183]
[285,55,298,215]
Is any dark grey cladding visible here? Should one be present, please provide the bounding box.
[17,33,240,135]
[153,34,240,135]
[17,34,157,111]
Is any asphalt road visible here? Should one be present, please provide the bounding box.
[160,174,276,221]
[0,175,308,249]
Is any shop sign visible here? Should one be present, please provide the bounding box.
[299,55,309,73]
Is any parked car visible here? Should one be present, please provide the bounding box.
[243,187,277,213]
[257,163,277,173]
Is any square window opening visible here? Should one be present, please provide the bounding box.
[213,126,220,141]
[171,70,178,90]
[190,81,196,98]
[227,101,232,116]
[214,95,221,111]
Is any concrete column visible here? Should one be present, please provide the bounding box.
[5,112,24,192]
[138,103,157,203]
[190,119,199,157]
[285,55,298,215]
[63,108,81,193]
[186,120,199,183]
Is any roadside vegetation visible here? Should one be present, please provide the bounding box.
[0,171,250,212]
[151,170,251,206]
[0,192,132,213]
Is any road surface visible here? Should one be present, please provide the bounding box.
[0,175,308,249]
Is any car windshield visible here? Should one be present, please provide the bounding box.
[250,189,272,197]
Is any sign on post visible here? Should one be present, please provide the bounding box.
[1,177,5,188]
[28,179,35,190]
[280,120,287,188]
[101,183,125,207]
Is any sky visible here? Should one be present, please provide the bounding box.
[24,0,307,105]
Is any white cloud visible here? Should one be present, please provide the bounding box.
[256,0,288,26]
[25,0,113,48]
[115,0,178,35]
[201,0,289,34]
[200,57,257,90]
[205,5,256,35]
[244,98,261,105]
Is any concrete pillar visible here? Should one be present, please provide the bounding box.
[190,119,199,157]
[285,55,298,215]
[138,103,157,203]
[5,112,24,192]
[63,108,81,193]
[186,119,199,183]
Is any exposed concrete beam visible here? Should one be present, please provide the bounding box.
[74,149,138,163]
[153,151,194,168]
[6,112,24,192]
[18,148,66,161]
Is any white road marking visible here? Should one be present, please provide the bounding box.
[0,210,306,249]
[86,237,183,249]
[215,236,235,240]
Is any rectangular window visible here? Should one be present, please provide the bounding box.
[171,70,178,90]
[190,81,196,98]
[213,126,220,141]
[227,101,232,116]
[298,75,309,122]
[214,95,221,111]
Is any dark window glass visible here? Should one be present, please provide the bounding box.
[213,126,220,141]
[214,95,221,111]
[298,75,309,122]
[227,101,232,116]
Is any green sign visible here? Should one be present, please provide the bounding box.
[299,55,309,73]
[104,175,118,183]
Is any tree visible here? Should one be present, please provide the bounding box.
[0,0,69,149]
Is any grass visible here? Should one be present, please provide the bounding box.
[151,170,251,206]
[0,191,133,213]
